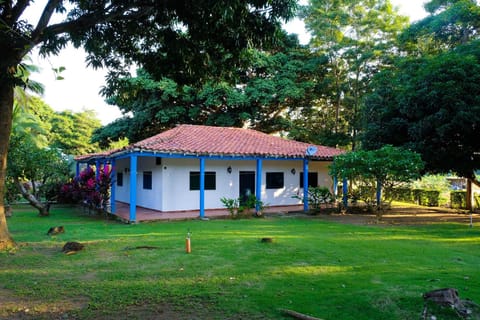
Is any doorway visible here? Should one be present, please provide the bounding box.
[239,171,255,204]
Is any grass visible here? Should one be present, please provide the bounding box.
[1,205,480,319]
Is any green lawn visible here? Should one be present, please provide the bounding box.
[1,205,480,319]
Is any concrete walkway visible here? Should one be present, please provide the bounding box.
[112,201,305,222]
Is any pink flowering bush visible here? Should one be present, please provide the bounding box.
[59,165,112,211]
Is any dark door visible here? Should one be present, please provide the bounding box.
[239,171,255,203]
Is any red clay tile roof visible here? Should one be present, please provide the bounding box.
[74,149,121,161]
[76,125,344,161]
[129,125,343,159]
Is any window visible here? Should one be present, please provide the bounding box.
[117,172,123,187]
[300,172,318,188]
[143,171,152,190]
[266,172,284,189]
[155,157,162,165]
[189,171,216,190]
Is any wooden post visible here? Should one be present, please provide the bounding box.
[186,237,191,253]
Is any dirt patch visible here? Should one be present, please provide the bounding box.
[0,288,89,320]
[0,289,237,320]
[315,205,478,226]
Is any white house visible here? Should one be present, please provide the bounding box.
[76,125,344,222]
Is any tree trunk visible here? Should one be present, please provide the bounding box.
[15,179,50,216]
[0,78,16,250]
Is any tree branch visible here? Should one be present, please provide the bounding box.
[30,0,62,43]
[280,309,324,320]
[10,0,31,23]
[14,177,45,212]
[35,5,154,44]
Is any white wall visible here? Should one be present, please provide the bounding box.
[261,160,301,206]
[135,157,163,210]
[113,156,163,209]
[114,158,130,203]
[114,156,334,212]
[161,158,241,211]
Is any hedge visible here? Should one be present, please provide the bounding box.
[451,191,467,209]
[389,187,440,207]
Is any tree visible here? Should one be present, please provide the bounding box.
[302,0,408,149]
[50,110,101,155]
[240,37,322,134]
[24,97,102,155]
[93,69,247,145]
[0,0,296,249]
[363,40,480,188]
[8,134,71,216]
[363,0,480,210]
[400,0,480,54]
[329,145,424,213]
[94,36,321,145]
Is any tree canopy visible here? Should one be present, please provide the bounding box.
[330,145,424,211]
[363,0,480,184]
[302,0,408,149]
[93,36,322,146]
[363,40,480,180]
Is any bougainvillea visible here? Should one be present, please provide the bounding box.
[59,165,112,211]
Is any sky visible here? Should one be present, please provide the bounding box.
[29,1,428,125]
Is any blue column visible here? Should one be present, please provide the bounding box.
[110,159,116,214]
[303,159,309,211]
[333,176,338,198]
[129,155,137,222]
[342,177,348,208]
[256,159,263,212]
[199,158,205,219]
[75,162,80,179]
[376,180,382,207]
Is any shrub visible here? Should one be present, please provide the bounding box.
[424,190,440,207]
[412,189,423,205]
[221,194,266,218]
[293,186,333,212]
[412,189,440,207]
[412,174,451,206]
[220,197,239,217]
[59,165,112,211]
[475,193,480,209]
[387,187,413,202]
[451,191,467,209]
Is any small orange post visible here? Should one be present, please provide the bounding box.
[186,231,191,253]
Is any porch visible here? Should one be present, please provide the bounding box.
[112,201,305,222]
